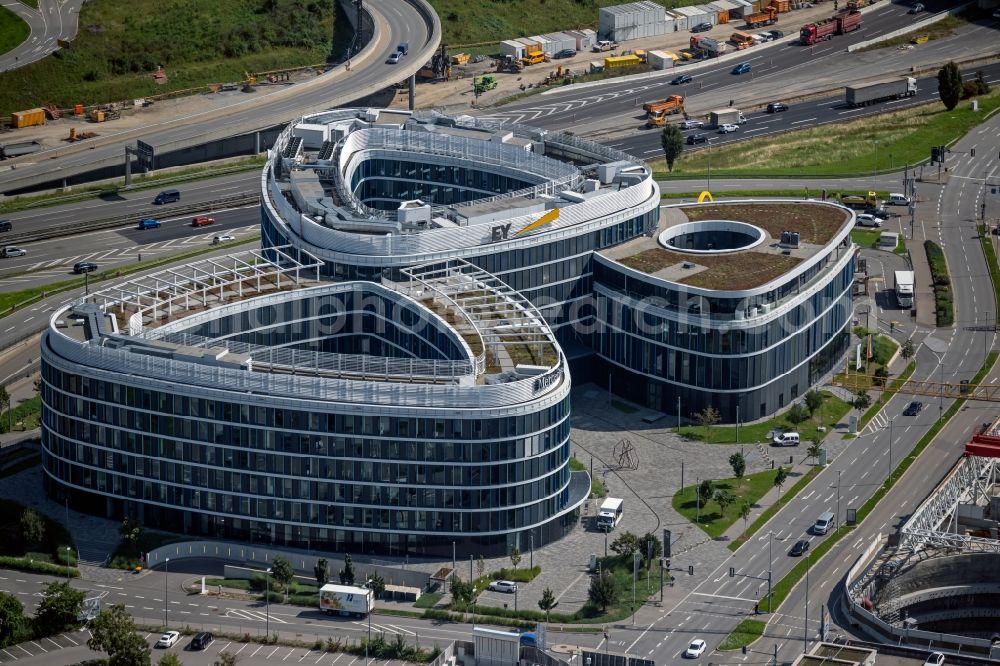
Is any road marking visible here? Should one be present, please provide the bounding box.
[691,592,757,603]
[268,647,281,658]
[790,117,818,125]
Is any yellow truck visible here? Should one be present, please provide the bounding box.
[523,46,545,65]
[644,95,685,127]
[730,31,756,49]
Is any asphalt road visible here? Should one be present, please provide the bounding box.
[0,0,440,195]
[0,0,81,74]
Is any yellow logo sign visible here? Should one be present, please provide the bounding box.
[515,208,560,237]
[697,191,714,203]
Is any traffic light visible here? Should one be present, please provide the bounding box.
[663,529,672,559]
[931,146,942,164]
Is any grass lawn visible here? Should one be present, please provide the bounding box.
[0,6,29,55]
[414,592,443,609]
[109,530,186,570]
[679,391,850,444]
[856,13,969,52]
[650,89,1000,178]
[719,619,765,651]
[850,228,882,249]
[0,0,340,117]
[728,465,821,551]
[0,499,77,570]
[432,0,599,48]
[672,468,786,539]
[0,395,41,433]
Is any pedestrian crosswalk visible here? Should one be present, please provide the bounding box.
[0,225,259,285]
[862,410,890,436]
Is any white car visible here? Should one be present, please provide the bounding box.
[488,580,517,593]
[757,32,773,42]
[387,52,401,64]
[156,631,180,648]
[681,119,703,130]
[684,639,707,658]
[212,234,236,245]
[856,214,882,227]
[718,123,738,133]
[923,653,945,666]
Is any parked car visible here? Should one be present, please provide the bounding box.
[903,401,924,416]
[731,62,752,75]
[769,29,784,39]
[908,3,925,12]
[691,22,713,33]
[718,123,738,133]
[212,234,236,245]
[766,102,788,113]
[993,8,1000,18]
[488,580,517,593]
[1,246,26,258]
[554,48,576,59]
[681,119,703,130]
[684,640,707,658]
[190,632,213,650]
[864,205,890,220]
[686,133,708,145]
[923,653,945,666]
[789,540,810,557]
[887,193,911,206]
[773,432,800,447]
[855,214,881,227]
[73,262,98,274]
[387,52,401,64]
[757,32,774,42]
[138,218,162,230]
[671,74,693,85]
[156,631,180,648]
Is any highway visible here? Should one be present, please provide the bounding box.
[0,0,81,74]
[0,0,440,195]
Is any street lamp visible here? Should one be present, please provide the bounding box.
[164,557,169,628]
[835,470,842,531]
[265,567,272,638]
[65,546,72,583]
[804,549,811,652]
[707,139,713,192]
[888,418,894,486]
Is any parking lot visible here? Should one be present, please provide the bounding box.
[0,629,419,666]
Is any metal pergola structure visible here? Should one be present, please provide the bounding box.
[88,246,322,335]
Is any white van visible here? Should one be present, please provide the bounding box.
[772,432,800,447]
[887,193,910,206]
[812,511,835,535]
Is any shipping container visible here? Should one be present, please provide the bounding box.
[566,29,598,51]
[605,54,642,68]
[668,9,691,31]
[647,50,676,70]
[11,108,46,129]
[500,40,526,59]
[589,60,605,73]
[599,1,669,41]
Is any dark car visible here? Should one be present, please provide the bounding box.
[903,401,923,416]
[73,262,98,274]
[671,74,693,85]
[0,220,11,232]
[766,102,787,113]
[731,62,752,75]
[691,22,713,32]
[769,29,784,39]
[190,632,213,650]
[790,540,810,557]
[554,48,576,59]
[686,133,708,145]
[864,205,890,220]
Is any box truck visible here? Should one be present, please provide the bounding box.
[319,584,374,618]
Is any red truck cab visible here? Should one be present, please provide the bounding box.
[191,216,215,227]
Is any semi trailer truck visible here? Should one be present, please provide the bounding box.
[846,77,917,107]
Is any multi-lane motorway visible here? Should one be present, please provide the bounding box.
[0,0,440,195]
[0,0,82,74]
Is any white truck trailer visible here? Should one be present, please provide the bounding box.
[846,77,917,107]
[319,584,374,617]
[895,270,914,309]
[709,109,747,128]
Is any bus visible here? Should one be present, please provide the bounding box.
[597,498,624,531]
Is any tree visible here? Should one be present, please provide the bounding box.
[937,61,962,111]
[786,403,809,425]
[339,554,356,586]
[900,339,915,362]
[873,366,889,388]
[660,124,685,173]
[773,466,788,492]
[695,406,721,434]
[214,652,239,666]
[0,385,9,433]
[610,532,640,559]
[367,573,386,599]
[158,654,183,666]
[537,587,558,622]
[87,603,151,666]
[450,576,475,605]
[698,478,714,507]
[587,573,618,612]
[0,592,26,648]
[119,517,143,549]
[637,532,663,566]
[33,581,84,637]
[476,555,486,580]
[853,390,871,410]
[271,556,294,596]
[804,390,824,416]
[20,509,45,547]
[509,546,522,570]
[808,438,823,464]
[739,502,751,537]
[314,558,329,587]
[714,489,736,516]
[728,452,746,486]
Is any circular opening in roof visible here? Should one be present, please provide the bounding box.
[658,220,766,254]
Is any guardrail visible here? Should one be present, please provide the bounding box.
[3,192,260,245]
